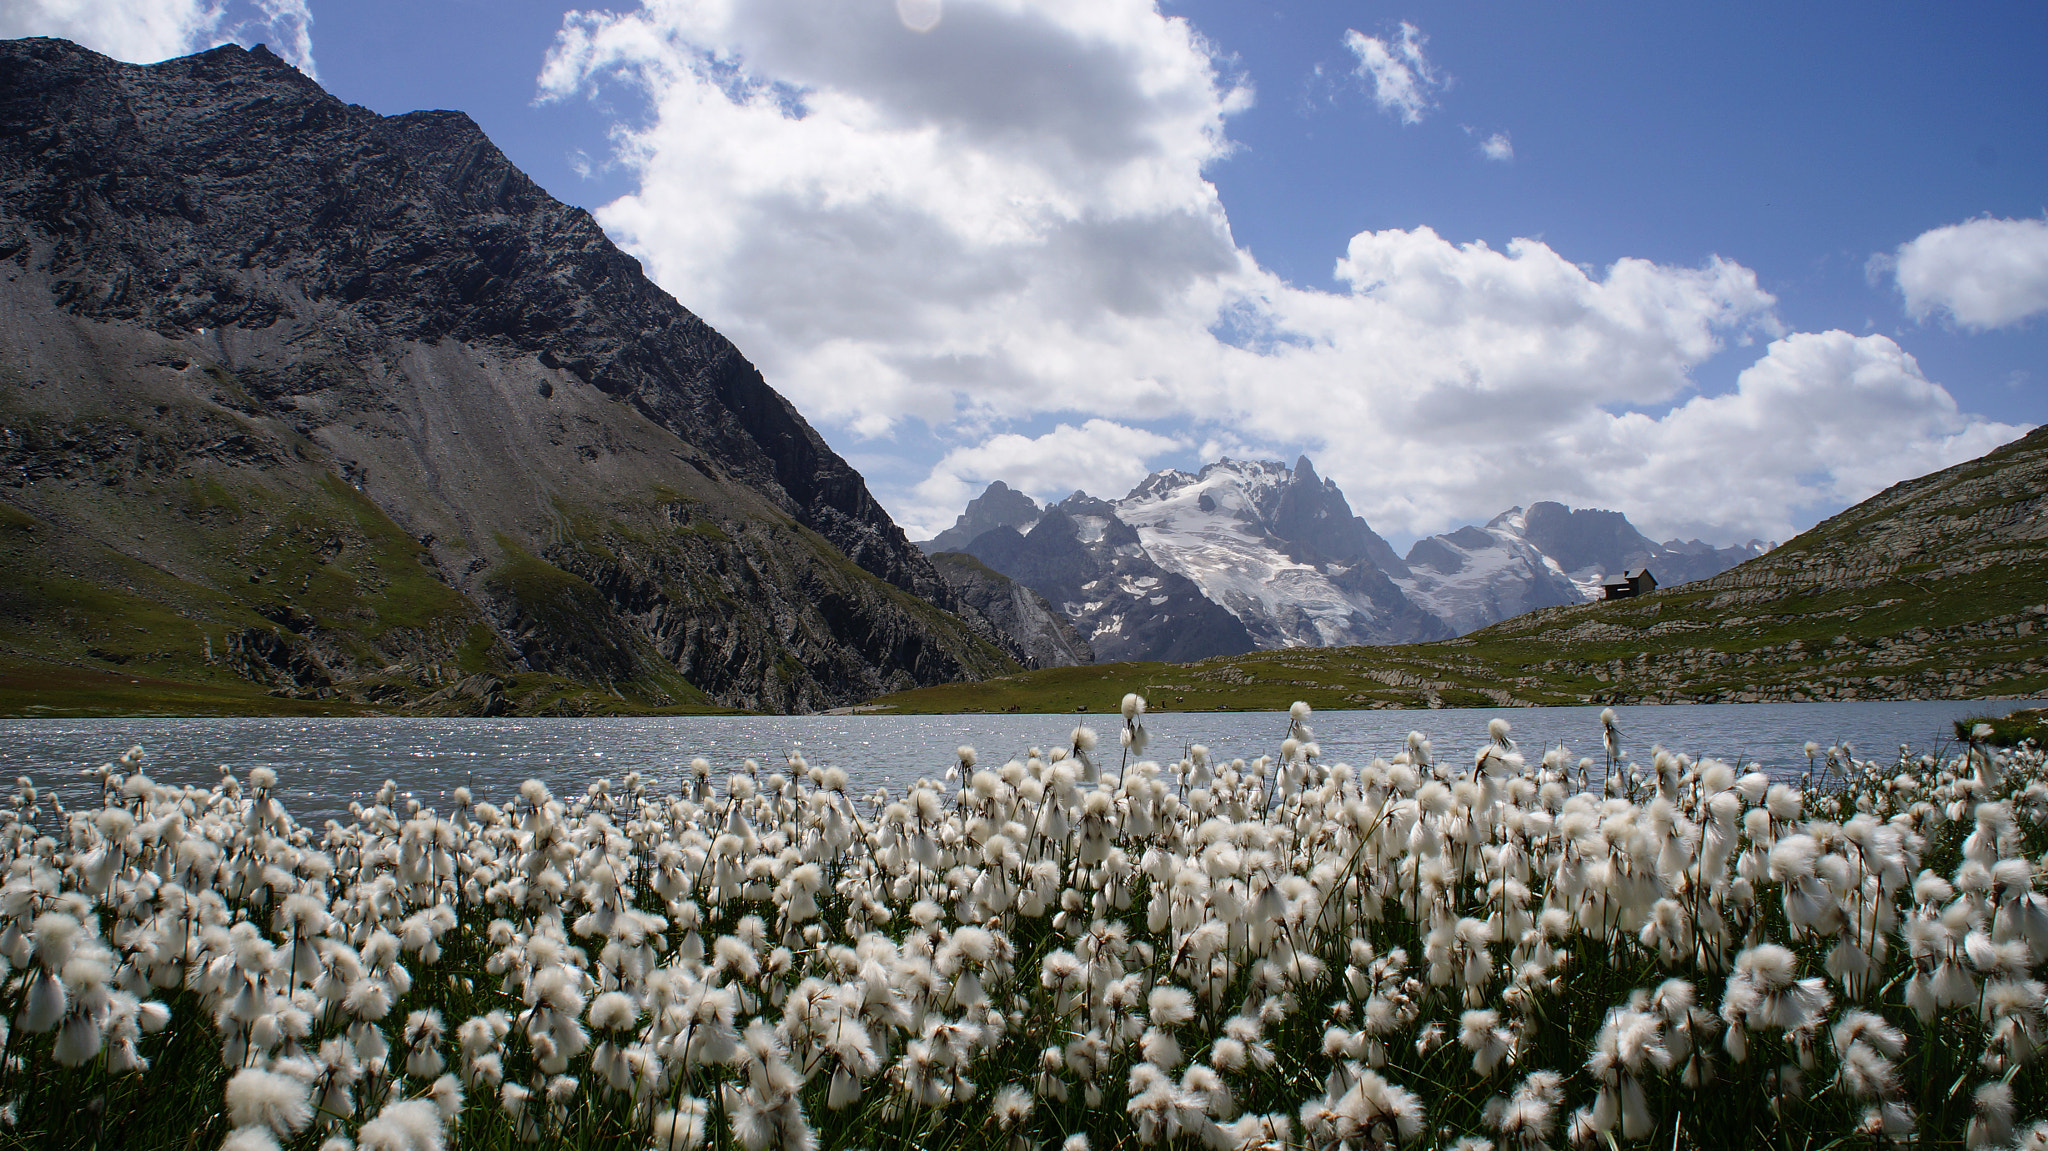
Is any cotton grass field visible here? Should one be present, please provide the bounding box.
[0,698,2043,1150]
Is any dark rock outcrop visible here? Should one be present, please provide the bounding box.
[0,37,1014,713]
[920,481,1041,555]
[961,497,1255,663]
[1519,501,1766,586]
[928,552,1093,669]
[1515,504,1648,578]
[1267,456,1410,576]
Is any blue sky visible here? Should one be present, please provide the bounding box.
[7,0,2044,549]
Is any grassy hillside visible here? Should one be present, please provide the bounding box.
[0,402,986,719]
[864,425,2048,714]
[0,467,740,718]
[0,292,1013,719]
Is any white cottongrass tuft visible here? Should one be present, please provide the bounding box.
[354,1099,446,1151]
[219,1128,282,1151]
[224,1069,313,1137]
[1148,985,1196,1028]
[651,1099,710,1151]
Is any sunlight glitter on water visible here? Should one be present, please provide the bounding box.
[0,699,2030,825]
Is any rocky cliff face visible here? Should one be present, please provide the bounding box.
[961,495,1255,663]
[920,481,1041,555]
[927,552,1093,669]
[0,37,1014,713]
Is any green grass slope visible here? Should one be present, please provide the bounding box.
[0,318,1012,718]
[865,425,2048,714]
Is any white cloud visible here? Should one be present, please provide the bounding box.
[537,0,1252,441]
[911,419,1189,531]
[0,0,215,64]
[1558,330,2026,542]
[1243,244,2024,543]
[0,0,317,76]
[1479,130,1512,162]
[1893,216,2048,330]
[1215,228,1786,534]
[238,0,315,77]
[540,0,2021,549]
[1342,22,1438,124]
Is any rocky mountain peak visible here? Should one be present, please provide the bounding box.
[1104,456,1443,649]
[1399,499,1769,632]
[6,37,949,597]
[920,479,1041,554]
[944,499,1252,663]
[1122,467,1198,502]
[1517,501,1653,578]
[1267,455,1407,574]
[0,36,1016,713]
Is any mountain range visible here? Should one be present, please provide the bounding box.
[0,37,1022,715]
[874,422,2048,715]
[921,456,1766,661]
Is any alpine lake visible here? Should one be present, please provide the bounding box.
[0,699,2034,826]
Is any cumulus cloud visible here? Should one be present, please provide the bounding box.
[537,0,1251,444]
[1206,228,1784,535]
[912,419,1189,521]
[0,0,216,64]
[1553,331,2025,542]
[1892,216,2048,330]
[0,0,317,76]
[1342,22,1439,124]
[1242,245,2021,542]
[540,0,2020,544]
[1479,131,1513,162]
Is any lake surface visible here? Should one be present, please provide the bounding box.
[0,699,2033,826]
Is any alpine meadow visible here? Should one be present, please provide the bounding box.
[0,2,2044,1151]
[2,701,2046,1151]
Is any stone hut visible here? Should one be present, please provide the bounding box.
[1601,568,1658,600]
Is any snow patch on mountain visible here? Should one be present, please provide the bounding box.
[1114,458,1449,647]
[1395,510,1585,635]
[1399,502,1771,634]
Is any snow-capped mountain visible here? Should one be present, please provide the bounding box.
[1397,509,1593,635]
[1401,502,1771,631]
[959,495,1255,663]
[1115,457,1450,648]
[921,460,1768,660]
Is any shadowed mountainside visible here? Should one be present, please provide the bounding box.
[0,37,1017,715]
